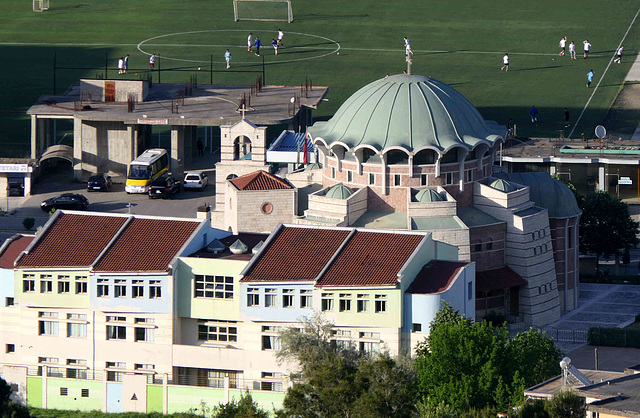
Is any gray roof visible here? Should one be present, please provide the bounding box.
[495,172,582,218]
[458,207,502,227]
[308,74,505,153]
[414,189,443,202]
[325,184,353,199]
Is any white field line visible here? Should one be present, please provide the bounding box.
[568,6,640,139]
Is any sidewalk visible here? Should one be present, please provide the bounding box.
[625,52,640,140]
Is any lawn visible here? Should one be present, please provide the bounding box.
[1,0,639,157]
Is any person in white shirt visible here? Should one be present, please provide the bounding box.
[501,53,509,71]
[614,45,624,63]
[583,40,591,59]
[569,41,576,60]
[247,33,253,52]
[118,57,124,74]
[277,29,284,46]
[559,36,566,56]
[404,37,413,56]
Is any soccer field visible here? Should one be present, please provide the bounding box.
[1,0,639,157]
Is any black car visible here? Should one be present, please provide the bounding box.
[148,176,180,199]
[87,173,112,192]
[41,194,89,212]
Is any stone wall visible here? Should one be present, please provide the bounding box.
[225,183,297,234]
[80,79,148,103]
[469,222,507,271]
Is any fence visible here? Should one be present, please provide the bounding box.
[507,324,588,344]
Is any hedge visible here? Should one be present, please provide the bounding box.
[588,327,640,348]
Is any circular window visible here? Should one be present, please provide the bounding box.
[261,202,273,215]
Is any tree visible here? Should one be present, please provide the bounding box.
[545,390,585,417]
[579,191,639,273]
[22,218,35,231]
[213,391,270,418]
[504,329,563,390]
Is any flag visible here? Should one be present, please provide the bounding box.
[303,132,309,164]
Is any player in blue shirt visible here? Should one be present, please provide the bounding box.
[255,37,262,56]
[586,69,594,87]
[224,49,232,69]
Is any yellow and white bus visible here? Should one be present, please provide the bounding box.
[125,148,169,193]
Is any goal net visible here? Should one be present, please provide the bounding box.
[233,0,293,23]
[33,0,50,12]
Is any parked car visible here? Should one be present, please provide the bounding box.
[87,173,112,191]
[183,171,208,190]
[41,193,89,212]
[148,176,181,199]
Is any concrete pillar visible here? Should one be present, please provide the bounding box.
[73,118,83,181]
[381,153,387,196]
[37,118,46,157]
[549,162,557,176]
[170,126,184,178]
[163,373,168,414]
[598,164,605,191]
[24,172,32,196]
[30,116,38,159]
[42,366,48,409]
[408,155,414,177]
[435,153,441,177]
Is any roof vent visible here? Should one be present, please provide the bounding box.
[252,240,264,254]
[206,239,226,254]
[229,239,248,255]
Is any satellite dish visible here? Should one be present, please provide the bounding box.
[595,125,606,139]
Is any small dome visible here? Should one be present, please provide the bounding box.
[206,239,226,254]
[229,239,248,254]
[308,74,505,153]
[252,240,264,254]
[414,189,443,202]
[325,184,353,199]
[304,163,322,172]
[489,179,518,193]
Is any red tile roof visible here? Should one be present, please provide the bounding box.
[316,231,426,287]
[241,226,350,282]
[0,235,35,269]
[231,170,292,191]
[406,260,469,294]
[476,267,527,292]
[93,218,200,272]
[16,213,128,268]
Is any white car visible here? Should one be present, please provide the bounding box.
[183,171,208,190]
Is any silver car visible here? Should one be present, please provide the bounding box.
[183,171,208,190]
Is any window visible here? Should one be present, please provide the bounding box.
[394,174,401,186]
[66,359,87,379]
[106,325,126,340]
[194,275,233,299]
[68,313,87,320]
[39,321,59,336]
[39,311,58,318]
[468,281,473,300]
[339,294,352,312]
[97,279,109,297]
[134,317,154,324]
[57,276,70,294]
[38,357,59,364]
[114,279,126,298]
[106,361,126,369]
[412,323,422,332]
[568,226,574,248]
[359,331,380,338]
[198,323,237,342]
[60,388,68,396]
[300,289,312,308]
[264,289,277,307]
[149,280,161,299]
[81,389,89,398]
[132,280,144,298]
[445,172,454,185]
[421,173,428,186]
[75,276,88,294]
[40,275,53,293]
[474,240,482,252]
[331,167,336,178]
[347,171,353,182]
[261,335,280,351]
[359,341,381,354]
[106,361,125,382]
[247,288,260,306]
[486,239,493,250]
[107,316,126,322]
[357,294,370,312]
[321,293,334,311]
[135,327,155,342]
[67,323,87,338]
[5,297,14,307]
[22,274,35,293]
[369,173,375,185]
[6,344,15,353]
[282,289,294,308]
[374,294,387,313]
[134,363,155,371]
[465,169,473,182]
[260,372,284,392]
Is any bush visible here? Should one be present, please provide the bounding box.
[588,327,640,348]
[22,218,35,231]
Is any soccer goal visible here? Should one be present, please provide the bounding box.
[233,0,293,23]
[33,0,50,12]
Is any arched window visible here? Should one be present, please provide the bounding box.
[474,239,482,253]
[233,136,252,160]
[414,150,436,165]
[386,150,409,165]
[486,238,493,251]
[440,148,458,164]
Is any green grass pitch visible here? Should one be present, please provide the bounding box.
[1,0,639,157]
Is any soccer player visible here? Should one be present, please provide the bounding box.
[255,37,262,56]
[614,45,624,63]
[529,105,538,123]
[404,37,413,56]
[118,57,124,75]
[277,29,284,46]
[569,41,576,60]
[149,54,155,70]
[583,40,591,59]
[272,39,278,55]
[559,37,566,56]
[586,69,594,87]
[225,49,232,69]
[124,55,129,73]
[501,53,509,71]
[247,33,253,52]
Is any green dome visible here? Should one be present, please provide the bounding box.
[489,179,518,193]
[325,184,353,200]
[308,74,505,153]
[414,189,443,202]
